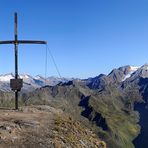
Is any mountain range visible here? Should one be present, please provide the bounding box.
[0,64,143,92]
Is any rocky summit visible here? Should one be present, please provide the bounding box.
[0,105,105,148]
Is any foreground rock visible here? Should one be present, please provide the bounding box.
[0,105,106,148]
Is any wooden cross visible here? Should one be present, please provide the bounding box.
[0,13,47,110]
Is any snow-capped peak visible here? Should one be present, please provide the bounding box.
[0,73,71,92]
[0,73,14,82]
[0,73,35,82]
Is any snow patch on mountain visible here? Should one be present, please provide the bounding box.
[130,66,139,71]
[122,66,139,81]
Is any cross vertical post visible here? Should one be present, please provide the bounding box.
[0,13,47,110]
[14,13,18,110]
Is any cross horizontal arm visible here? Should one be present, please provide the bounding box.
[17,40,47,44]
[0,40,47,45]
[0,41,14,44]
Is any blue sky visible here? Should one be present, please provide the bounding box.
[0,0,148,78]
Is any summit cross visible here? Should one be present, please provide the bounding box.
[0,13,47,110]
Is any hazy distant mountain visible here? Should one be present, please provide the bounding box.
[0,73,72,92]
